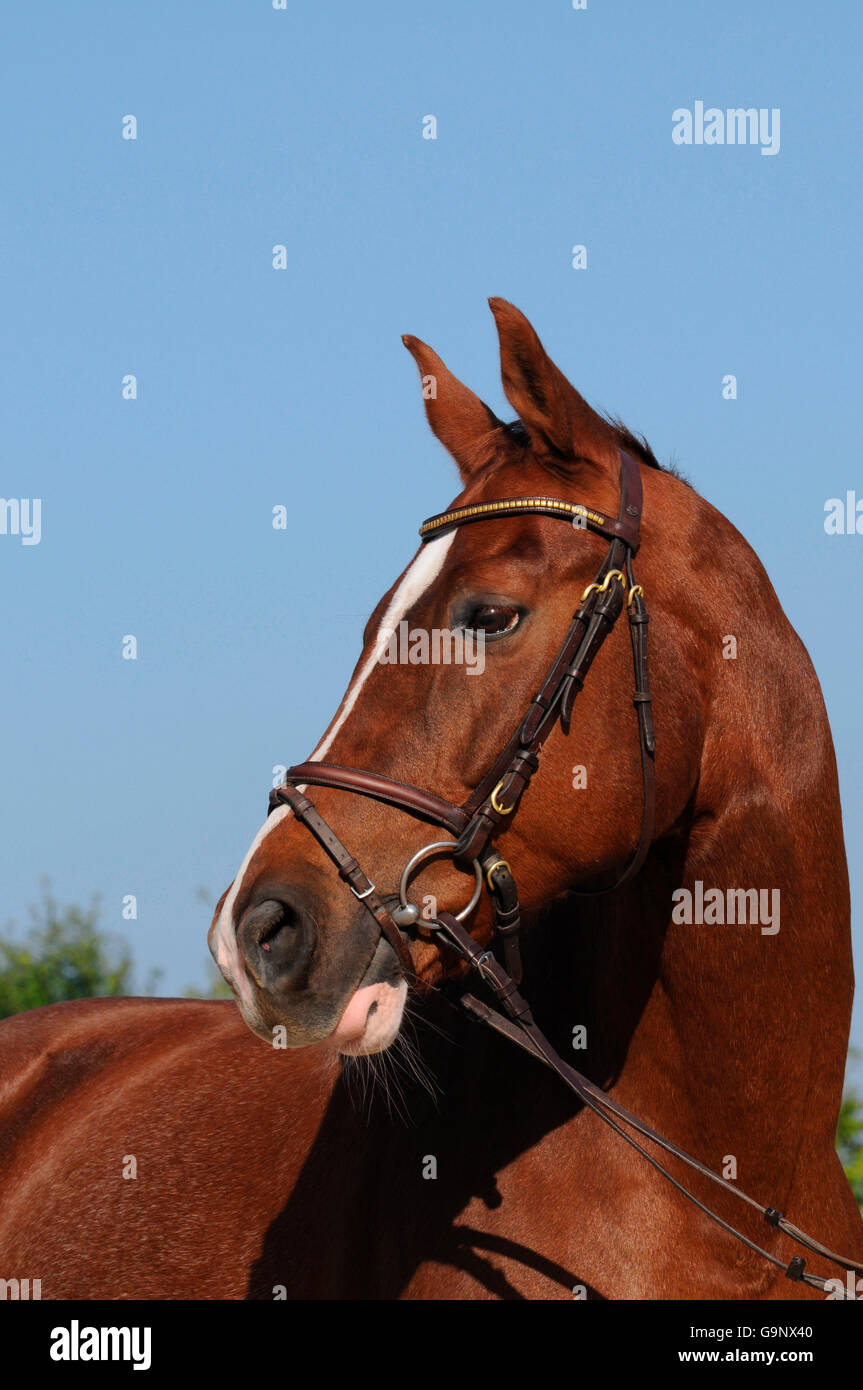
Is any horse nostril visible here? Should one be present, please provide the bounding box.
[258,909,285,953]
[237,898,315,991]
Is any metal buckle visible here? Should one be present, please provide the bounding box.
[581,568,625,602]
[485,857,512,891]
[350,881,376,901]
[490,779,516,815]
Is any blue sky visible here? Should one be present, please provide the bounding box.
[1,1,861,1048]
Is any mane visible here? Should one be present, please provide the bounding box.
[500,416,690,486]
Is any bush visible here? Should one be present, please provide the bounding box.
[838,1051,863,1211]
[0,883,229,1018]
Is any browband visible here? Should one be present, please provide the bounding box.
[419,495,641,552]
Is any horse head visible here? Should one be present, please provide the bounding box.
[209,299,705,1052]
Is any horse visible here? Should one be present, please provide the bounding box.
[0,298,860,1300]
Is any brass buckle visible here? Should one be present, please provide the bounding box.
[485,858,512,892]
[580,569,626,602]
[490,778,516,815]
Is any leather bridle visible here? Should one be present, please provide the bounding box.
[271,451,654,983]
[267,448,863,1296]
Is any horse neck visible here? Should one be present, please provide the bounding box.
[412,768,850,1207]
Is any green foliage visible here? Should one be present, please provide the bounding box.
[0,886,142,1019]
[838,1050,863,1210]
[0,883,228,1018]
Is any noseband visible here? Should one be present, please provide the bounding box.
[266,448,863,1295]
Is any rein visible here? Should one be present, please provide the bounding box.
[268,448,863,1297]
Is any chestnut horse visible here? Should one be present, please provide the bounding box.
[0,300,860,1300]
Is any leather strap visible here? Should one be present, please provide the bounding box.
[456,453,654,885]
[275,765,469,838]
[435,913,863,1293]
[419,497,641,553]
[480,847,523,984]
[270,783,416,979]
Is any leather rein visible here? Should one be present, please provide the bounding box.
[268,449,863,1296]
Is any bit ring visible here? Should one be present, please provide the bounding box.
[398,841,483,923]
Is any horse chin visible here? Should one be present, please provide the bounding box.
[329,979,409,1056]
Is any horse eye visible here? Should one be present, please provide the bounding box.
[467,604,521,636]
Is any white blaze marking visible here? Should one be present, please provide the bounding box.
[309,532,456,762]
[213,533,457,985]
[213,805,291,1009]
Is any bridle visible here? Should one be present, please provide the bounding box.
[267,448,863,1296]
[272,451,654,982]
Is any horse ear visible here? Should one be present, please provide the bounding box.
[488,298,617,469]
[402,334,504,480]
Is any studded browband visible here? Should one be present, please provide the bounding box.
[418,494,642,552]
